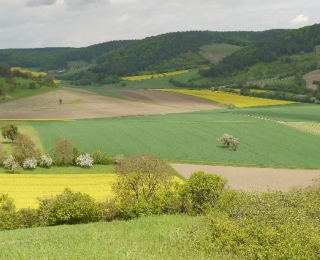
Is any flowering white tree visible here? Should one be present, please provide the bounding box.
[218,133,240,151]
[76,154,93,167]
[3,155,20,172]
[40,154,53,168]
[23,157,37,169]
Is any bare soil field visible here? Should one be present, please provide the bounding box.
[0,88,222,119]
[303,69,320,90]
[172,164,320,192]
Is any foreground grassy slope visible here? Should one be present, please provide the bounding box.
[31,104,320,168]
[0,215,225,260]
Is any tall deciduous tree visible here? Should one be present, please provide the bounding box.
[1,124,19,142]
[13,134,39,164]
[54,138,73,165]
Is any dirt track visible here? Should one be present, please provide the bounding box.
[172,164,320,191]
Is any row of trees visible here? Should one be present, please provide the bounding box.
[0,124,115,171]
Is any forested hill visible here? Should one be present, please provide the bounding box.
[201,23,320,78]
[88,30,290,77]
[0,40,136,70]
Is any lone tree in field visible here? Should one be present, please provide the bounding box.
[54,138,73,165]
[1,124,19,142]
[13,134,39,164]
[218,133,240,151]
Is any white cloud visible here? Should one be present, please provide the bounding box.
[291,14,309,24]
[0,0,319,48]
[26,0,57,7]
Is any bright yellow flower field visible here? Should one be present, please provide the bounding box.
[122,70,189,81]
[0,174,116,209]
[0,174,184,209]
[161,89,295,107]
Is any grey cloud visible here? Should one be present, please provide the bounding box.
[65,0,109,6]
[26,0,57,7]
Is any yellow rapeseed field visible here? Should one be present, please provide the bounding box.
[0,174,184,209]
[122,70,189,81]
[0,174,116,209]
[11,67,47,77]
[161,89,295,107]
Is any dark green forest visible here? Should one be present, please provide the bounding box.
[201,23,320,78]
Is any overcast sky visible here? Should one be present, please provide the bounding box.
[0,0,319,49]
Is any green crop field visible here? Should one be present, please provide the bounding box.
[30,104,320,169]
[234,103,320,122]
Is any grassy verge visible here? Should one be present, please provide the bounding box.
[0,215,227,260]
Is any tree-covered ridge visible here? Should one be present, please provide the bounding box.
[88,30,290,77]
[0,40,136,70]
[202,24,320,78]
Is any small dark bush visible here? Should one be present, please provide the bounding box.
[37,188,103,226]
[16,208,38,228]
[0,194,17,231]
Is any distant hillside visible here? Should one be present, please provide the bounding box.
[201,23,320,78]
[0,40,136,70]
[88,30,289,77]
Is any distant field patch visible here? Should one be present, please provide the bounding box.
[161,89,295,107]
[122,70,189,81]
[284,122,320,136]
[11,67,47,77]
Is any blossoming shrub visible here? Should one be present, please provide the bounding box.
[76,153,93,167]
[218,133,240,151]
[3,155,20,172]
[39,154,53,168]
[22,157,37,169]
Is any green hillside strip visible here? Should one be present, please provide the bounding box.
[32,108,320,169]
[0,215,223,259]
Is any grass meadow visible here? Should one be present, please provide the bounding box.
[30,105,320,169]
[0,215,226,260]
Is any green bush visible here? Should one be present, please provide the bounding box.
[201,188,320,259]
[91,150,115,165]
[181,171,227,214]
[37,188,103,226]
[113,154,181,219]
[16,208,38,228]
[0,194,17,231]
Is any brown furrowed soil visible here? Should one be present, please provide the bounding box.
[0,88,222,119]
[303,69,320,90]
[172,164,320,192]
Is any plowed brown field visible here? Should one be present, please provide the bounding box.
[0,88,222,119]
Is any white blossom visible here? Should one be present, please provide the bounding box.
[23,157,37,169]
[76,154,93,167]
